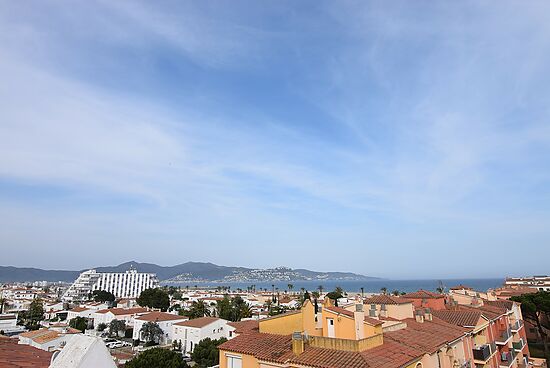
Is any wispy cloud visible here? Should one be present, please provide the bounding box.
[0,1,549,277]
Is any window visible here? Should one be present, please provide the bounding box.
[227,355,242,368]
[330,319,334,325]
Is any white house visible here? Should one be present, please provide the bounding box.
[133,311,188,344]
[0,314,21,335]
[49,334,117,368]
[92,307,148,327]
[18,328,80,351]
[67,307,95,320]
[172,316,230,354]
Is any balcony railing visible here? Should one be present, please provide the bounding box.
[499,350,516,368]
[511,320,524,332]
[496,328,512,345]
[512,340,525,352]
[473,344,492,362]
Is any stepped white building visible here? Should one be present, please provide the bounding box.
[63,267,159,301]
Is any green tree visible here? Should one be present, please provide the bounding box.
[140,321,163,344]
[326,289,344,307]
[231,296,251,321]
[185,301,211,319]
[90,290,115,304]
[216,295,232,320]
[125,347,189,368]
[511,291,550,362]
[18,298,45,330]
[137,288,170,311]
[392,290,400,296]
[191,337,227,368]
[109,319,126,337]
[287,284,294,294]
[69,316,87,332]
[97,323,107,332]
[380,287,388,295]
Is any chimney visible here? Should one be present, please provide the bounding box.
[354,304,365,340]
[292,332,304,355]
[368,303,377,318]
[379,303,387,318]
[415,310,424,323]
[424,308,432,321]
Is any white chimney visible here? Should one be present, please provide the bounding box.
[354,304,365,340]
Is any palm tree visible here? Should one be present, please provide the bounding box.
[318,285,324,294]
[380,287,387,295]
[392,290,400,296]
[360,287,364,299]
[287,284,294,294]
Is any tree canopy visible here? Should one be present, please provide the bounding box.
[69,316,87,332]
[137,288,170,311]
[18,298,44,330]
[140,321,163,344]
[90,290,115,304]
[109,319,126,337]
[125,347,189,368]
[182,300,211,319]
[511,291,550,361]
[191,337,227,368]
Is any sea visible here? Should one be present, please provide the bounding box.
[163,278,504,293]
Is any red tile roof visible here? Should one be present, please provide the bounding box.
[95,307,148,316]
[227,320,259,334]
[220,332,422,368]
[174,317,220,328]
[363,295,411,305]
[135,311,186,322]
[324,306,383,326]
[432,309,483,328]
[0,336,52,368]
[402,290,444,299]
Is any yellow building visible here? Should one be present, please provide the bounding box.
[218,297,474,368]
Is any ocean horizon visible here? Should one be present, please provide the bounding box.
[163,277,504,293]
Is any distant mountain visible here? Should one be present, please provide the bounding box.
[0,261,377,283]
[0,266,80,283]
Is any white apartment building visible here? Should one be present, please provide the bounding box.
[505,275,550,291]
[172,316,230,354]
[92,307,149,327]
[63,267,159,301]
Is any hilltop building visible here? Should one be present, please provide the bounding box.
[62,267,159,301]
[504,276,550,292]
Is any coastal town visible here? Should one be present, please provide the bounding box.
[0,268,548,367]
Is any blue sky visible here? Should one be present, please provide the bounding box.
[1,1,549,278]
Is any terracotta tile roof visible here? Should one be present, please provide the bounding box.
[19,329,48,339]
[385,317,466,354]
[402,290,444,299]
[95,307,148,316]
[69,306,89,312]
[32,331,61,344]
[0,336,52,368]
[324,306,383,326]
[135,311,186,322]
[456,304,506,321]
[432,310,483,327]
[450,284,473,290]
[220,332,422,368]
[363,295,411,305]
[174,317,220,328]
[484,300,514,310]
[227,320,259,334]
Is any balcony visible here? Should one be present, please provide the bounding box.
[512,339,525,352]
[496,328,513,345]
[511,320,524,332]
[473,344,496,363]
[499,350,516,368]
